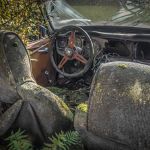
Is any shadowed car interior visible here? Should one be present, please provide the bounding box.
[27,0,150,92]
[28,25,150,90]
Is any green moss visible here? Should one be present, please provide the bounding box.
[59,100,70,111]
[129,80,142,102]
[48,87,68,96]
[47,86,88,113]
[95,83,102,93]
[118,64,128,69]
[77,103,88,113]
[59,100,73,121]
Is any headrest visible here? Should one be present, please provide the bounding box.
[0,31,34,85]
[0,31,34,103]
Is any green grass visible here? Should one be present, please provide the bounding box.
[73,5,120,22]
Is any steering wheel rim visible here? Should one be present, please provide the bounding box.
[50,25,94,78]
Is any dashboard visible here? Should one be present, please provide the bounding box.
[55,32,150,74]
[56,32,150,57]
[56,34,103,56]
[28,25,150,87]
[56,34,131,57]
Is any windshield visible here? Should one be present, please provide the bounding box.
[43,0,150,29]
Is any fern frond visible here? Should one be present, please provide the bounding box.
[43,131,81,150]
[6,129,33,150]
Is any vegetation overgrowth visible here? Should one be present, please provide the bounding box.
[5,129,83,150]
[0,0,43,44]
[0,0,150,43]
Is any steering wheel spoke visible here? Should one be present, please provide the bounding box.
[58,55,69,69]
[68,31,75,49]
[73,52,88,64]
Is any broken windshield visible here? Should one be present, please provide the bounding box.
[43,0,150,29]
[44,0,91,29]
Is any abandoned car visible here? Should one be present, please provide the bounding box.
[1,0,150,150]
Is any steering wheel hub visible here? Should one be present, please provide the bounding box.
[65,48,74,57]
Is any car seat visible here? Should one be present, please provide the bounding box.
[0,31,73,144]
[75,61,150,150]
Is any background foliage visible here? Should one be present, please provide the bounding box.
[0,0,150,44]
[6,129,33,150]
[0,0,43,44]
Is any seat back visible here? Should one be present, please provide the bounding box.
[87,61,150,149]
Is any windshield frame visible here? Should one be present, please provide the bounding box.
[39,0,150,33]
[39,0,92,32]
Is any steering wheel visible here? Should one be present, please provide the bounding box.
[50,25,94,78]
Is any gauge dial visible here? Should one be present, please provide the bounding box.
[57,37,68,48]
[56,36,68,56]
